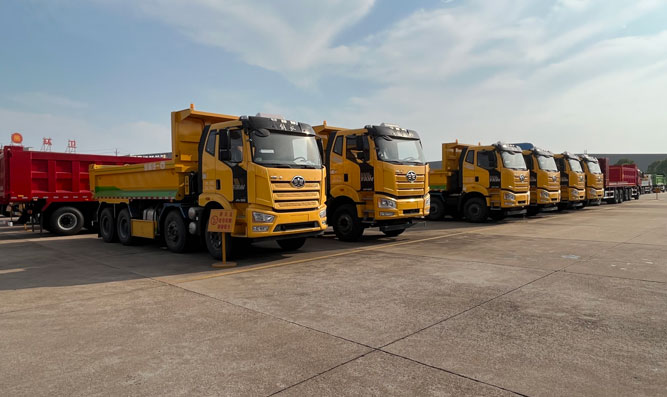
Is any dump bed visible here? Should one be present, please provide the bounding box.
[0,146,155,205]
[429,142,466,191]
[598,158,639,188]
[90,107,237,201]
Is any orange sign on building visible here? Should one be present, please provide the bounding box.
[11,132,23,145]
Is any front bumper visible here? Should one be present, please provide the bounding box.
[245,204,327,238]
[586,188,604,200]
[499,190,530,209]
[374,194,428,220]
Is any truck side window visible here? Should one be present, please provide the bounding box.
[205,130,217,155]
[477,151,491,168]
[332,136,343,156]
[465,150,474,164]
[229,129,243,163]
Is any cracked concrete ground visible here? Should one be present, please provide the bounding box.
[1,194,666,396]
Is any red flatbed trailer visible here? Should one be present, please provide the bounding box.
[0,146,158,235]
[598,158,640,204]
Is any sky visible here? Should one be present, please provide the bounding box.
[1,0,666,160]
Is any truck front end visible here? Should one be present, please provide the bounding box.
[580,155,604,205]
[236,118,327,240]
[521,146,560,213]
[493,143,530,215]
[370,125,429,232]
[556,153,586,208]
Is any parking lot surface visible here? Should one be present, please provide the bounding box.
[1,196,666,396]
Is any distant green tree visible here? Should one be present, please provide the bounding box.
[615,158,635,165]
[647,159,667,175]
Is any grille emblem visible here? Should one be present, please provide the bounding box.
[519,174,525,182]
[406,171,417,182]
[291,175,305,188]
[552,175,557,182]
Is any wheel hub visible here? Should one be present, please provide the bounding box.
[57,213,77,231]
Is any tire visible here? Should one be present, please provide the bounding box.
[526,207,539,216]
[204,210,232,260]
[116,208,135,245]
[99,207,117,242]
[50,206,84,235]
[332,204,364,241]
[382,228,406,237]
[617,190,624,203]
[427,196,445,221]
[163,211,188,253]
[277,237,307,251]
[463,197,489,223]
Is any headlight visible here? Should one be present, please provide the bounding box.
[252,225,270,232]
[589,188,597,195]
[540,190,550,199]
[379,211,395,217]
[252,212,275,223]
[424,195,430,209]
[319,208,327,218]
[571,188,579,196]
[378,198,397,209]
[503,192,515,201]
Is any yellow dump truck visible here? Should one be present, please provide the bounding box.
[554,152,586,210]
[428,142,529,222]
[515,144,560,215]
[579,154,604,206]
[90,106,327,259]
[313,122,429,241]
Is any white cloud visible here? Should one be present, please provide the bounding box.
[9,92,88,110]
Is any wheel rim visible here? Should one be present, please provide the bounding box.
[207,232,222,250]
[337,213,353,234]
[101,216,111,234]
[119,217,129,239]
[468,204,481,217]
[57,213,77,231]
[166,221,180,243]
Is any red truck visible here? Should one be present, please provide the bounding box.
[598,158,640,204]
[0,146,157,235]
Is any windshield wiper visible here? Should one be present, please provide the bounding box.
[259,162,293,168]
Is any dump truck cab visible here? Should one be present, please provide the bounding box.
[515,144,560,214]
[91,107,327,259]
[429,142,529,222]
[579,154,604,206]
[554,152,586,209]
[313,122,429,241]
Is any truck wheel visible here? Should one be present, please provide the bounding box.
[50,206,84,235]
[427,197,445,220]
[617,190,624,203]
[164,211,188,253]
[382,228,406,237]
[277,237,306,251]
[204,214,232,260]
[100,208,117,242]
[463,197,488,223]
[332,204,364,242]
[116,208,135,245]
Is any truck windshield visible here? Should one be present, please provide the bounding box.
[537,155,558,171]
[374,136,425,165]
[568,159,583,172]
[500,151,527,170]
[250,130,322,168]
[585,160,601,174]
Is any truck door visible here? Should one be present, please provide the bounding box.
[462,149,475,188]
[329,134,345,186]
[218,128,247,203]
[476,150,497,188]
[201,129,222,195]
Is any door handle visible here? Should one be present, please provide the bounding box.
[475,176,479,182]
[216,179,221,190]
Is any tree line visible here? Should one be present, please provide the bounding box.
[614,158,667,175]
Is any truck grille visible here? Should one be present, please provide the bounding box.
[271,181,321,211]
[395,173,426,196]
